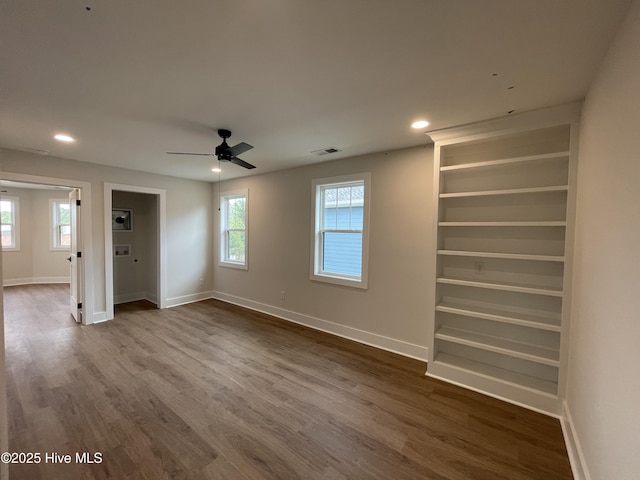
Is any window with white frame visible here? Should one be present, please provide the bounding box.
[51,199,71,250]
[0,196,19,251]
[219,190,248,269]
[311,173,370,288]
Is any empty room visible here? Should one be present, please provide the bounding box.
[1,1,639,479]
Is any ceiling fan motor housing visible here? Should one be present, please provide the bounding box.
[215,129,233,160]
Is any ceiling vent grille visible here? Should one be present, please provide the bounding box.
[311,147,341,156]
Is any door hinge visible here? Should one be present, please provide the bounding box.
[78,303,83,309]
[76,199,81,206]
[77,251,82,258]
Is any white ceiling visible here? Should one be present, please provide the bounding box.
[0,0,632,181]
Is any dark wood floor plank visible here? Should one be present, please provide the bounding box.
[3,284,572,479]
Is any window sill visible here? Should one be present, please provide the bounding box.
[310,272,368,290]
[219,261,248,271]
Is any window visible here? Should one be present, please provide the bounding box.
[0,196,19,250]
[219,190,248,269]
[311,173,370,288]
[51,199,71,250]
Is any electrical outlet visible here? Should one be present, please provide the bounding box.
[474,261,485,275]
[280,290,286,301]
[199,278,204,286]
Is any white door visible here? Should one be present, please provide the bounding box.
[69,188,83,323]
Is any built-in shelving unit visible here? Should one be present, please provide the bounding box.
[426,105,580,416]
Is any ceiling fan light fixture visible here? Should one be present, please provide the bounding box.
[411,120,430,129]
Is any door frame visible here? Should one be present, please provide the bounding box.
[104,183,167,320]
[0,172,94,325]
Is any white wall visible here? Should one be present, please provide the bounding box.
[568,1,640,478]
[213,145,434,359]
[2,187,70,285]
[1,148,214,321]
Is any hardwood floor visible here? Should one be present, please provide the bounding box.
[3,284,572,479]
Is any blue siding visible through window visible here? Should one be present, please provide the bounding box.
[322,206,363,276]
[323,206,364,230]
[323,232,362,276]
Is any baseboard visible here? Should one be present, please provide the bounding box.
[145,292,158,305]
[114,292,146,304]
[3,277,70,286]
[211,291,429,361]
[562,400,590,480]
[166,291,215,308]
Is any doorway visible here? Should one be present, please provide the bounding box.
[104,183,166,320]
[0,173,93,324]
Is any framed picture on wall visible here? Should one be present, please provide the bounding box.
[112,208,132,231]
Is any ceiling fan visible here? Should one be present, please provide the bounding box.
[167,129,255,169]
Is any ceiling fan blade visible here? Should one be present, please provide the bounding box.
[166,152,214,156]
[229,157,256,169]
[228,142,253,157]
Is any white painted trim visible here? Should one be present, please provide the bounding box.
[166,291,215,308]
[562,400,590,480]
[218,188,249,270]
[310,172,371,289]
[104,183,167,321]
[145,292,158,305]
[3,277,69,286]
[425,101,582,145]
[113,291,158,305]
[425,368,562,418]
[49,198,71,251]
[0,196,20,251]
[92,312,109,324]
[211,291,429,361]
[2,278,34,287]
[0,172,94,325]
[114,292,146,304]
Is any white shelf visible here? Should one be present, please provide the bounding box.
[439,221,567,227]
[437,250,565,262]
[436,300,561,332]
[436,277,564,297]
[440,185,568,199]
[435,326,560,367]
[440,151,570,173]
[432,352,558,396]
[429,120,576,415]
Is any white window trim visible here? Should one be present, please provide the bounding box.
[219,188,248,270]
[1,196,20,251]
[310,172,371,289]
[50,198,71,251]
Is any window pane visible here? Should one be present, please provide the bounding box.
[227,230,245,262]
[58,203,71,224]
[1,225,13,247]
[322,187,338,229]
[59,225,71,247]
[322,184,363,230]
[227,197,246,229]
[1,200,13,224]
[322,231,362,276]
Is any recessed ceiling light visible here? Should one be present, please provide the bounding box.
[411,120,430,129]
[54,134,75,143]
[211,167,222,173]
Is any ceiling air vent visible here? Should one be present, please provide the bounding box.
[311,147,341,156]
